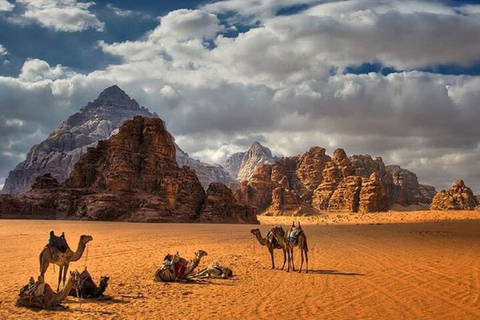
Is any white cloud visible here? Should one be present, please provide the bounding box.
[13,0,104,32]
[19,58,71,82]
[0,0,13,12]
[1,0,480,194]
[149,9,225,41]
[0,44,7,55]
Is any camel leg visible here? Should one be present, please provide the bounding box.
[305,249,308,273]
[286,247,292,272]
[291,247,295,272]
[298,247,304,273]
[268,246,275,269]
[57,265,63,292]
[281,248,286,270]
[63,264,70,289]
[38,249,50,282]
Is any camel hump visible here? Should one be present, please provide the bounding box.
[47,230,69,252]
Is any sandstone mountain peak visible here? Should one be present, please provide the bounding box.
[93,85,135,108]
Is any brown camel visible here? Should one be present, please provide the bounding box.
[271,223,309,273]
[39,234,93,291]
[154,250,208,282]
[250,228,287,270]
[17,270,80,309]
[193,263,233,279]
[68,268,109,299]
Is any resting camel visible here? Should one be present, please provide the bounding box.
[271,223,309,273]
[68,268,109,299]
[154,250,208,282]
[17,270,80,309]
[193,263,233,279]
[39,234,93,291]
[250,228,286,270]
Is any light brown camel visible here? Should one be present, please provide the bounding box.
[154,250,208,282]
[250,228,287,270]
[271,223,309,273]
[17,270,80,309]
[193,263,233,279]
[39,234,93,291]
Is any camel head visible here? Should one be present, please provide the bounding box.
[250,228,260,236]
[80,235,93,244]
[195,250,208,259]
[99,276,109,289]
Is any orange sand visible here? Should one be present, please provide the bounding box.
[0,210,479,319]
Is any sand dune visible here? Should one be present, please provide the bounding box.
[1,211,480,319]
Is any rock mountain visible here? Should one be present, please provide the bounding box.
[2,85,235,194]
[0,116,258,223]
[234,146,437,215]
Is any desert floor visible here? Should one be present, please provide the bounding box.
[1,210,480,319]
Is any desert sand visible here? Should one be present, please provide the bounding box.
[1,210,480,319]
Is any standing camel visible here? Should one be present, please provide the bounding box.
[39,234,93,291]
[250,228,287,270]
[271,223,309,273]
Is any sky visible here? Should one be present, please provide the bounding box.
[0,0,479,194]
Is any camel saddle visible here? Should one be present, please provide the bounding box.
[163,253,187,279]
[47,230,68,253]
[287,228,301,244]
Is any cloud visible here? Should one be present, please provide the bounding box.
[18,58,72,82]
[0,0,13,12]
[149,9,225,41]
[11,0,104,32]
[1,0,480,194]
[0,44,7,55]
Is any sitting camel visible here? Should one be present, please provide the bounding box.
[193,263,233,279]
[271,222,309,273]
[68,267,109,299]
[154,250,208,282]
[17,270,80,309]
[250,228,286,270]
[39,233,93,292]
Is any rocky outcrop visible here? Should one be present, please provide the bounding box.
[430,180,479,210]
[224,142,278,182]
[0,117,258,224]
[2,85,156,195]
[235,147,435,215]
[198,183,258,223]
[2,85,238,194]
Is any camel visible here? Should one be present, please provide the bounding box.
[250,228,287,270]
[39,234,93,291]
[271,222,309,273]
[17,270,80,309]
[154,250,208,282]
[68,268,109,299]
[193,263,233,279]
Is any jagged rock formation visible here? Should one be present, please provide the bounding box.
[235,147,435,215]
[224,142,278,182]
[430,180,479,210]
[0,117,258,224]
[198,183,258,222]
[2,85,235,194]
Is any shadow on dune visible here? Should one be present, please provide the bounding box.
[307,269,365,276]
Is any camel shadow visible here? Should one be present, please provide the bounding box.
[65,296,129,305]
[307,269,365,276]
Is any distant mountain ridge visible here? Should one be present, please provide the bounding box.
[1,85,235,194]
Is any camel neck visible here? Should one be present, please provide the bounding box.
[70,239,86,262]
[253,231,267,246]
